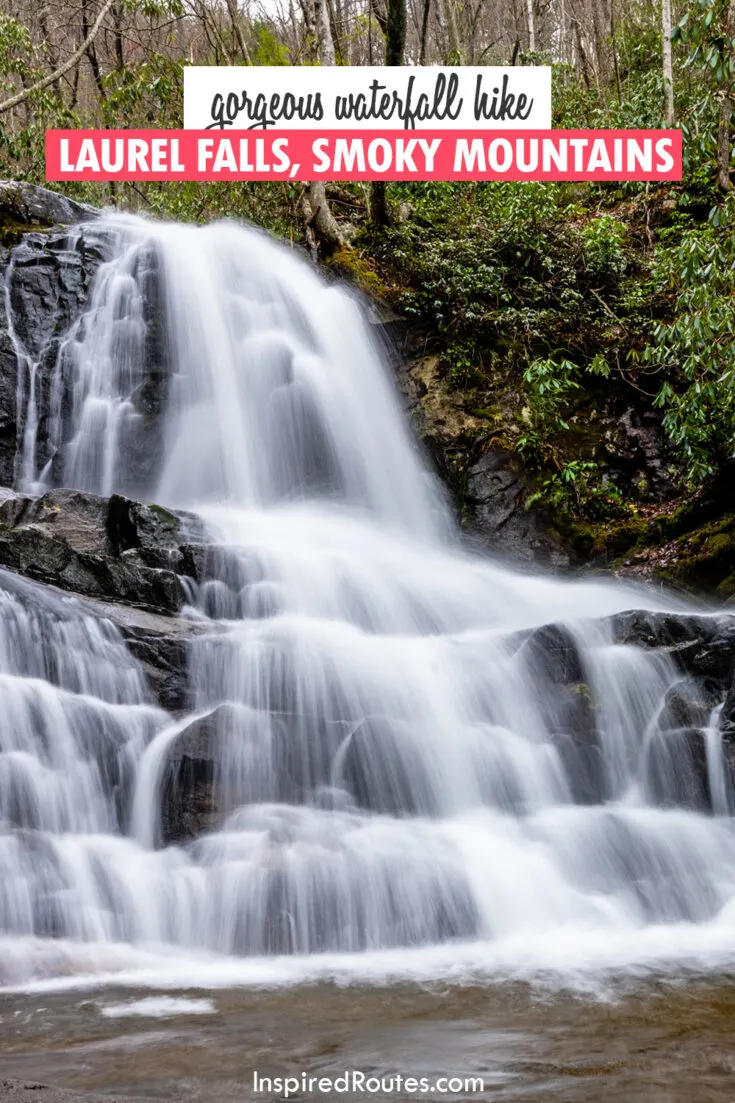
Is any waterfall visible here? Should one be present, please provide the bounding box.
[2,213,735,985]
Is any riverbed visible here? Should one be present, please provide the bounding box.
[3,970,735,1102]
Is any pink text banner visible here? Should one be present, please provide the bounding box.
[46,130,682,182]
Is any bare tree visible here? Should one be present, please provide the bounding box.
[224,0,253,63]
[0,0,115,114]
[304,0,345,253]
[717,0,735,190]
[526,0,536,51]
[662,0,674,125]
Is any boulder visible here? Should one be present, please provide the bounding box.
[0,488,206,615]
[0,564,214,713]
[0,181,98,230]
[158,704,241,845]
[610,609,735,682]
[0,228,106,485]
[644,726,712,811]
[464,446,570,568]
[514,622,601,801]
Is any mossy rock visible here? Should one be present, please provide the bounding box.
[326,246,393,301]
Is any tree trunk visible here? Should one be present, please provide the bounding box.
[717,0,735,190]
[304,181,345,255]
[298,0,318,60]
[307,0,344,253]
[662,0,674,126]
[526,0,536,52]
[385,0,407,64]
[370,0,406,227]
[224,0,252,63]
[419,0,432,63]
[315,0,336,63]
[611,0,622,101]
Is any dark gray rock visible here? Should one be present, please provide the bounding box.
[158,703,240,845]
[0,228,106,486]
[644,726,712,811]
[521,622,586,685]
[464,446,570,568]
[0,181,98,230]
[611,609,735,682]
[0,563,212,713]
[0,488,205,615]
[340,715,438,817]
[602,407,676,501]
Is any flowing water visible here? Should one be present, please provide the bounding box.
[2,215,735,1098]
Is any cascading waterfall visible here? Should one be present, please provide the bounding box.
[2,212,735,984]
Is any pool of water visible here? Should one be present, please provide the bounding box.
[3,972,735,1102]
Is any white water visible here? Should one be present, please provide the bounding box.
[2,214,735,989]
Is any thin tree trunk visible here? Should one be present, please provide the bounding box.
[441,0,459,57]
[307,0,344,253]
[113,0,125,71]
[611,0,622,101]
[298,0,318,59]
[526,0,535,52]
[419,0,431,62]
[0,0,115,114]
[224,0,252,63]
[590,0,607,85]
[315,0,337,63]
[433,0,449,56]
[662,0,674,126]
[82,0,109,106]
[717,0,735,189]
[370,0,406,226]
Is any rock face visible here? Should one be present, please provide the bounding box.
[0,488,205,612]
[464,446,569,568]
[0,183,101,485]
[0,182,98,231]
[610,609,735,682]
[385,335,571,568]
[159,707,225,845]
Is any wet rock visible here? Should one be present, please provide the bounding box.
[464,446,571,568]
[0,488,205,615]
[644,726,711,811]
[610,610,735,682]
[340,715,439,816]
[521,622,585,685]
[0,181,98,230]
[658,678,719,731]
[158,704,239,845]
[516,623,601,801]
[0,227,106,485]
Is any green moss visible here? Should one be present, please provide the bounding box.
[326,247,393,301]
[652,516,735,594]
[0,219,47,248]
[148,503,180,529]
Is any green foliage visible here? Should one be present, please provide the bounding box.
[0,13,35,83]
[522,356,580,428]
[252,23,291,65]
[644,198,735,483]
[582,216,628,280]
[527,459,630,520]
